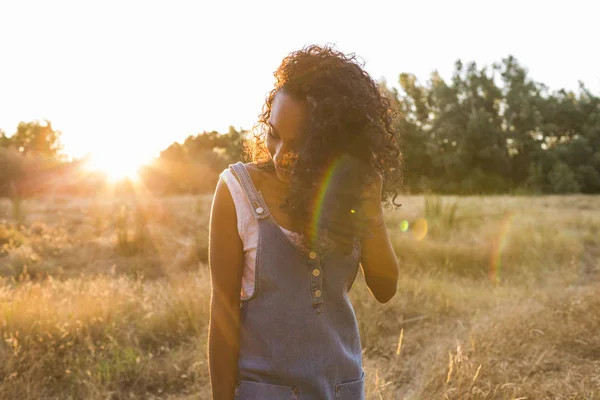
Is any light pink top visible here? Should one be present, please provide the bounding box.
[219,168,304,299]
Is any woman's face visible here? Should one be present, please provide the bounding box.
[266,90,307,183]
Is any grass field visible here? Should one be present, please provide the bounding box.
[0,194,599,399]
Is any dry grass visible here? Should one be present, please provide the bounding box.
[0,194,599,399]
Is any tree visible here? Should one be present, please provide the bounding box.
[396,55,600,194]
[0,147,26,196]
[140,127,248,195]
[548,162,581,193]
[0,129,10,147]
[8,120,63,158]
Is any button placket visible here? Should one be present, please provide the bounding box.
[309,251,323,312]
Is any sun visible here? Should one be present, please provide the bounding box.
[83,151,148,182]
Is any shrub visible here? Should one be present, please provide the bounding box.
[548,162,581,193]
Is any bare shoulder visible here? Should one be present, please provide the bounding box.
[213,177,234,211]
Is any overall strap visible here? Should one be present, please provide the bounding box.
[229,162,270,220]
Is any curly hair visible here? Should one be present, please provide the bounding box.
[245,44,402,253]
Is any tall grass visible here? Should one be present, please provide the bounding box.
[0,194,598,398]
[0,271,211,399]
[424,195,458,232]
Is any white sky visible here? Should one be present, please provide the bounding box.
[1,0,599,164]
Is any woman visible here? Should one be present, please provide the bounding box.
[208,44,401,399]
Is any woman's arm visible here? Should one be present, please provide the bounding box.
[359,175,399,303]
[208,177,244,400]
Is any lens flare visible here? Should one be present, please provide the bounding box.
[412,218,428,241]
[309,155,367,247]
[309,156,346,246]
[489,211,516,284]
[400,220,409,232]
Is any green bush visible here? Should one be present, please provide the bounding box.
[548,162,581,193]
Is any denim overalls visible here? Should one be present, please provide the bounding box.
[230,162,365,400]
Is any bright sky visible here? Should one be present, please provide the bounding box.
[1,0,599,165]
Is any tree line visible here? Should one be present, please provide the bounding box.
[387,56,600,194]
[0,123,245,197]
[1,55,599,197]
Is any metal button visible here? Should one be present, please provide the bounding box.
[255,207,264,214]
[308,251,317,259]
[312,269,320,277]
[315,290,322,297]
